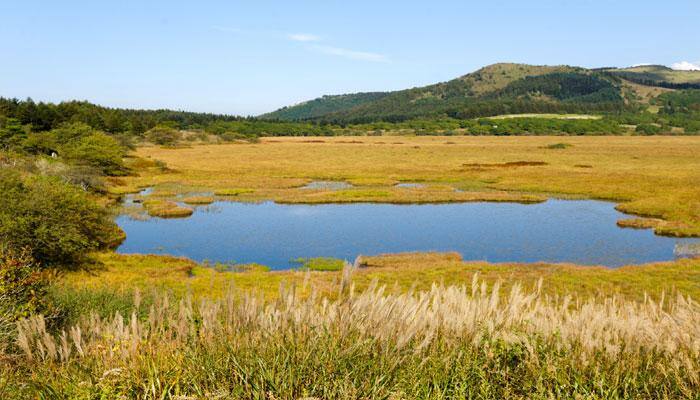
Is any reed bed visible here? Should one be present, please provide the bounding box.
[4,270,700,399]
[142,199,193,218]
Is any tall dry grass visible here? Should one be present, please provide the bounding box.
[5,268,700,399]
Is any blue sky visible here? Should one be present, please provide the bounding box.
[1,0,698,115]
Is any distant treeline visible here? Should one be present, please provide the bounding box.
[349,113,700,136]
[0,97,243,133]
[2,94,699,144]
[0,97,338,138]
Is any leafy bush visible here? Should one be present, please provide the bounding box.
[543,142,572,149]
[16,122,129,176]
[293,257,345,271]
[0,118,28,150]
[49,122,94,144]
[58,164,106,192]
[145,125,182,146]
[61,131,126,175]
[0,170,117,269]
[0,248,52,321]
[636,123,662,135]
[21,132,58,155]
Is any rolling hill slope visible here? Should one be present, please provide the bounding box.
[262,63,700,123]
[604,65,700,88]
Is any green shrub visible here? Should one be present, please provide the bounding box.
[61,132,126,175]
[635,123,662,135]
[543,142,572,149]
[0,118,28,150]
[0,170,117,269]
[59,165,106,192]
[21,132,58,155]
[293,257,345,271]
[0,248,52,321]
[49,122,94,144]
[145,125,182,146]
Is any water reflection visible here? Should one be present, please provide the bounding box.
[116,199,698,269]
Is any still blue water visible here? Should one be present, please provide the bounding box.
[116,200,697,269]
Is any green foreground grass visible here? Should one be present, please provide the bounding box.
[61,252,700,303]
[2,252,699,399]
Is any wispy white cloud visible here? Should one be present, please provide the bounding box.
[212,26,389,63]
[310,45,389,63]
[631,63,652,67]
[211,25,242,33]
[671,61,700,71]
[287,33,321,42]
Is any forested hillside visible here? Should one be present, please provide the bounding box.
[264,92,389,120]
[603,65,700,89]
[262,63,700,123]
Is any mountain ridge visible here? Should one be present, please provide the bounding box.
[261,63,700,122]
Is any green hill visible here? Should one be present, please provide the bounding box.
[262,63,700,123]
[604,65,700,89]
[264,92,389,120]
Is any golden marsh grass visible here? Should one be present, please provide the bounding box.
[117,136,700,236]
[61,252,700,302]
[142,199,193,218]
[10,270,700,398]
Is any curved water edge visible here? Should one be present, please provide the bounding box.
[301,181,354,190]
[115,197,699,269]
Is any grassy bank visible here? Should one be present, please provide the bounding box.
[4,260,699,399]
[59,252,700,302]
[114,136,700,236]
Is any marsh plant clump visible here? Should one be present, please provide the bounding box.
[182,195,214,205]
[543,142,573,149]
[142,199,193,218]
[4,274,699,399]
[214,188,254,196]
[293,256,346,271]
[201,259,271,273]
[675,243,700,258]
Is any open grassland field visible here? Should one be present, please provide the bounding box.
[114,136,700,237]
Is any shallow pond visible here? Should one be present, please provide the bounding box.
[395,183,425,189]
[301,181,353,190]
[116,199,698,269]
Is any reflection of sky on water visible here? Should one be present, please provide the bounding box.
[116,200,699,270]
